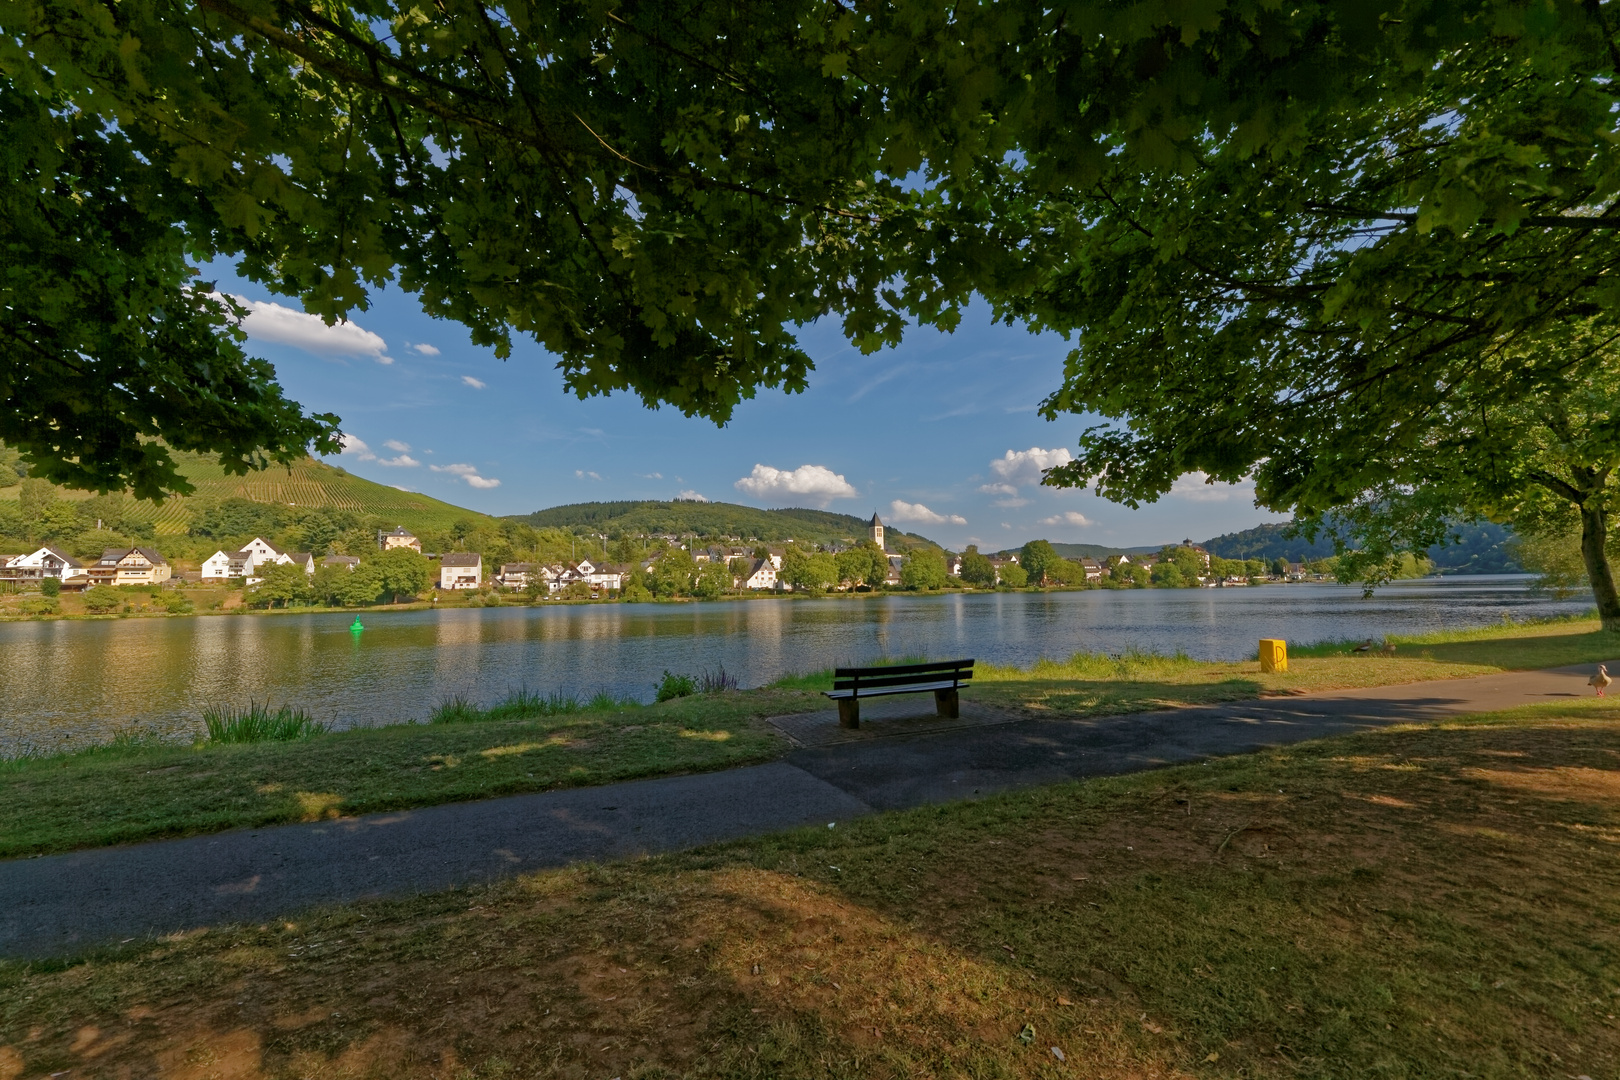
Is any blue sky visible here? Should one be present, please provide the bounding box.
[216,268,1283,551]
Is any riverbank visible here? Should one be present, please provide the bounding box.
[1,617,1613,861]
[3,703,1616,1077]
[0,573,1480,623]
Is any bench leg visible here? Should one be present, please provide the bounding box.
[934,688,959,719]
[837,697,860,729]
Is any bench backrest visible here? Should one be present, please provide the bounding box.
[832,659,974,694]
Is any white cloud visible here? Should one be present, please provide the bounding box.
[1170,472,1256,503]
[734,463,858,507]
[678,490,710,502]
[993,497,1031,508]
[461,375,486,389]
[977,482,1019,497]
[642,472,664,480]
[226,295,392,364]
[1040,511,1094,528]
[383,439,411,453]
[338,434,375,461]
[575,469,603,481]
[432,462,501,489]
[409,343,441,356]
[889,500,967,526]
[378,454,420,468]
[989,446,1074,488]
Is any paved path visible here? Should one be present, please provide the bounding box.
[1,661,1609,958]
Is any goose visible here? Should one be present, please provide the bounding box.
[1351,639,1374,653]
[1591,664,1612,698]
[1381,641,1397,655]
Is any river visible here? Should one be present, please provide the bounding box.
[0,575,1590,755]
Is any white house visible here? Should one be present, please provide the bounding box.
[439,553,482,589]
[944,553,963,577]
[322,554,361,571]
[1,546,85,584]
[241,537,283,564]
[569,559,625,591]
[498,562,559,591]
[202,537,286,581]
[200,551,234,580]
[227,550,258,580]
[284,552,315,575]
[742,558,778,590]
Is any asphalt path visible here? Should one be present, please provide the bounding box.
[1,661,1610,959]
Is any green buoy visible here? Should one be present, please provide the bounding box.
[350,617,364,633]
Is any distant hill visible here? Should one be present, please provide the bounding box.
[1201,522,1338,563]
[990,542,1156,560]
[1424,521,1523,574]
[1201,519,1522,573]
[508,500,941,551]
[0,451,495,536]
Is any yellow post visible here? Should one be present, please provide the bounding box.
[1259,638,1288,673]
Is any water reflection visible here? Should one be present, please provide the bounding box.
[0,576,1590,753]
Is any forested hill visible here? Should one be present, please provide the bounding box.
[1201,520,1522,573]
[507,500,941,551]
[0,451,495,538]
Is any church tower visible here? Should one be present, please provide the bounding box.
[868,511,885,551]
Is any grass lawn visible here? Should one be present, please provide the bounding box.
[960,616,1620,718]
[3,616,1616,863]
[4,703,1619,1078]
[0,690,804,860]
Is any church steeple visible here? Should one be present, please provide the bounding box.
[868,511,885,551]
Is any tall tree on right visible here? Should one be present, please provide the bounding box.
[927,0,1620,626]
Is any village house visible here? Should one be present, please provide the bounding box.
[199,551,234,580]
[438,553,482,589]
[497,562,536,589]
[0,546,85,585]
[202,536,287,583]
[378,526,421,552]
[559,559,625,592]
[1079,558,1104,582]
[742,558,779,590]
[85,547,172,586]
[497,562,560,591]
[944,553,963,577]
[321,554,361,571]
[283,552,316,575]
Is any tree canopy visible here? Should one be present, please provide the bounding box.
[11,0,1620,626]
[5,0,979,495]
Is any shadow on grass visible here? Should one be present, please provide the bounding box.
[966,675,1266,717]
[10,707,1620,1079]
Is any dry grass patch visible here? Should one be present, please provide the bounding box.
[5,704,1620,1077]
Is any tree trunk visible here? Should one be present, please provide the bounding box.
[1579,503,1620,632]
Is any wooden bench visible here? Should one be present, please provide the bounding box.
[825,659,974,729]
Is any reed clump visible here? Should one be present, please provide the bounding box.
[201,702,328,744]
[430,687,632,724]
[991,648,1204,682]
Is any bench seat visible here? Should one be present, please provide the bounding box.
[824,659,974,729]
[825,679,963,700]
